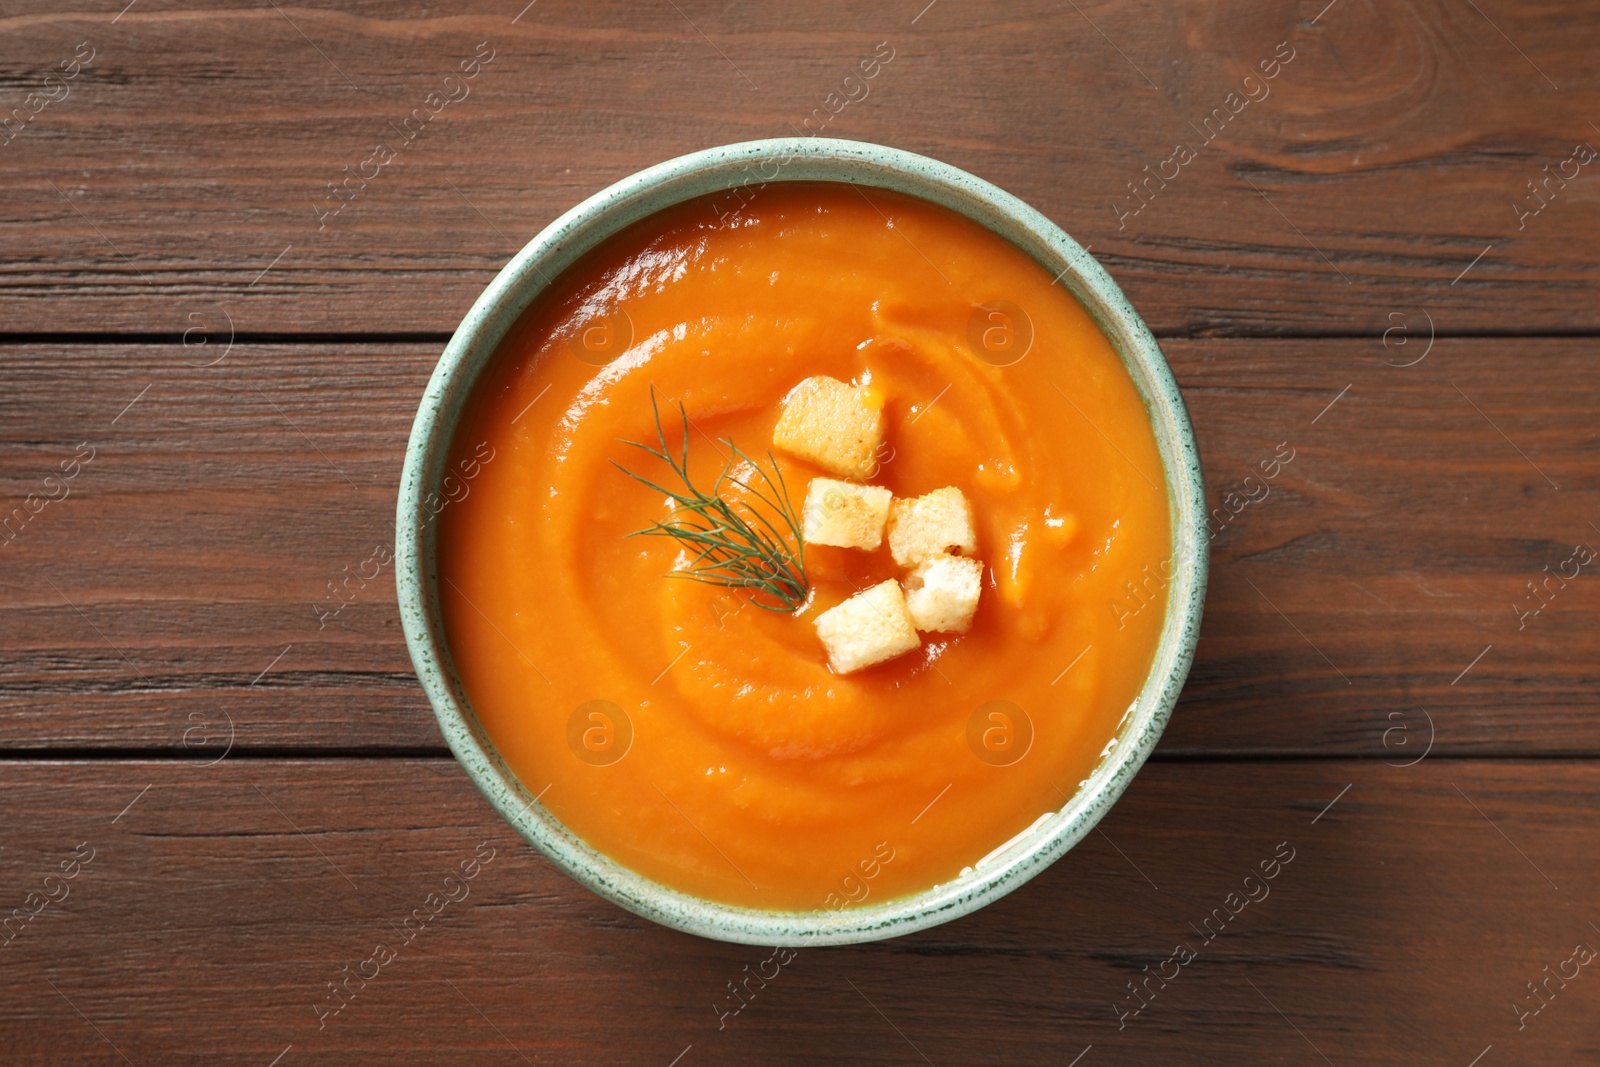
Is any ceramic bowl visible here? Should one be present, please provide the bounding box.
[396,137,1207,945]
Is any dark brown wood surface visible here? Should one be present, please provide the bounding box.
[4,760,1599,1065]
[2,0,1597,1063]
[2,0,1599,336]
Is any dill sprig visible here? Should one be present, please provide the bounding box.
[613,389,809,613]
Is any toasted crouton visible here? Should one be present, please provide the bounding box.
[773,375,884,479]
[814,580,921,674]
[887,486,977,567]
[904,555,984,633]
[803,478,892,551]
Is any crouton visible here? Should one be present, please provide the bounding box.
[814,580,921,674]
[887,486,977,567]
[803,478,892,551]
[903,555,984,633]
[773,375,884,479]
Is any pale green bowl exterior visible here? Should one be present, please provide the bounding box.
[396,138,1208,946]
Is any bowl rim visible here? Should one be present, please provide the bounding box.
[396,137,1208,946]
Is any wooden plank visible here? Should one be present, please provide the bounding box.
[1,758,1596,1064]
[0,344,428,750]
[0,338,1595,753]
[1169,333,1600,757]
[1,1,1598,335]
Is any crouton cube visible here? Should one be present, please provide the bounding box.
[773,375,884,479]
[887,486,977,567]
[814,580,921,674]
[803,478,892,551]
[904,555,984,633]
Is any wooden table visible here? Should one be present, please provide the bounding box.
[3,2,1597,1063]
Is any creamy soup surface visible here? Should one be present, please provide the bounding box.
[438,183,1171,910]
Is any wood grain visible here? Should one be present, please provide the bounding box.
[0,344,426,751]
[2,339,1594,754]
[1,1,1598,335]
[1,758,1596,1065]
[1172,333,1600,757]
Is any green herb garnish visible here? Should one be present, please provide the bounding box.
[614,390,809,612]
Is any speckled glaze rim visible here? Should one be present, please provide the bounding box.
[397,138,1208,946]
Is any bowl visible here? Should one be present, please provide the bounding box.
[396,137,1207,945]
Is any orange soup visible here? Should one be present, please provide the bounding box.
[437,182,1170,911]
